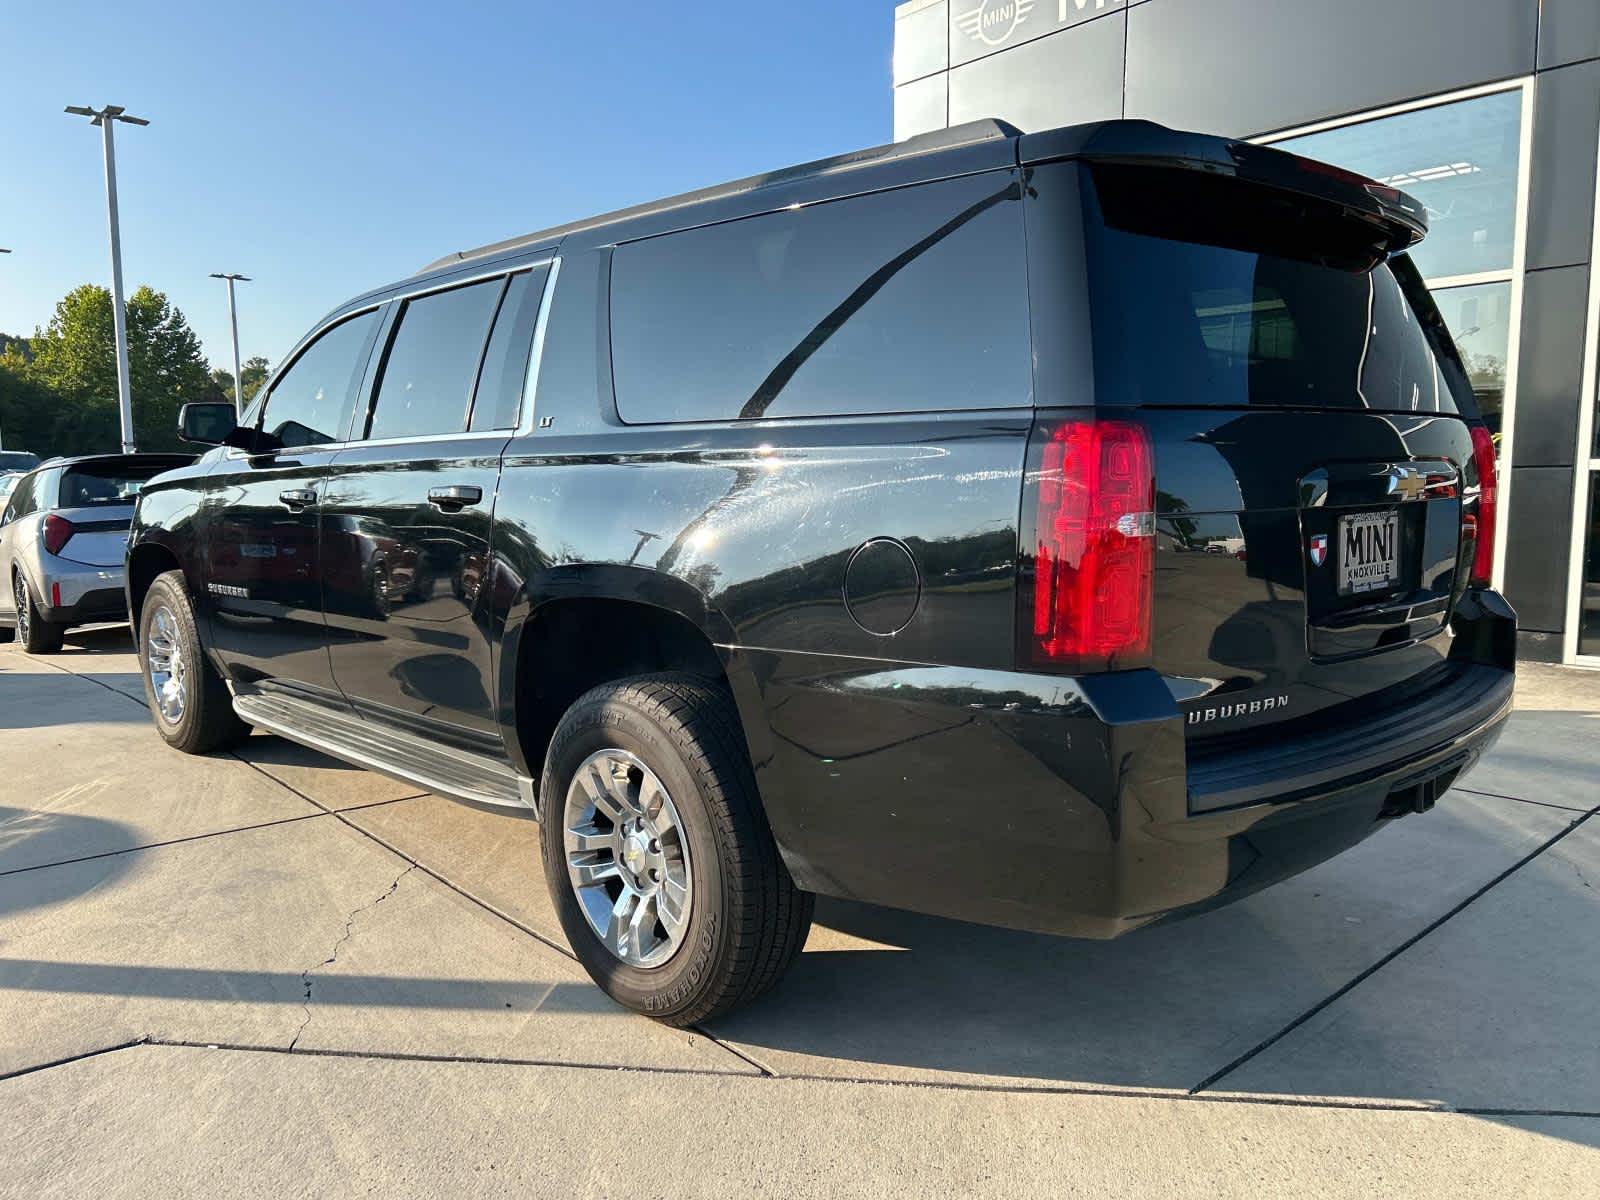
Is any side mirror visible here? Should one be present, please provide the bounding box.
[178,401,239,446]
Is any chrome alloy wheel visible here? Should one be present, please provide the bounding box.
[563,749,693,969]
[14,575,30,644]
[145,604,188,725]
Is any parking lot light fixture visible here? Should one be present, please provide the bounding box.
[209,273,252,416]
[65,104,149,454]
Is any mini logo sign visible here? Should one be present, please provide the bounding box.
[1309,534,1329,567]
[953,0,1119,57]
[207,582,249,599]
[956,0,1036,47]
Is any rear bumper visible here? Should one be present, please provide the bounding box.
[39,561,127,626]
[731,590,1517,939]
[1185,662,1511,814]
[1112,669,1509,934]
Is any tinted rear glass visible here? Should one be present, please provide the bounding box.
[470,266,548,432]
[1082,164,1474,417]
[3,472,37,521]
[609,171,1032,423]
[59,462,172,507]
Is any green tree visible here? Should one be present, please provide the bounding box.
[21,283,214,454]
[0,356,60,455]
[210,355,272,410]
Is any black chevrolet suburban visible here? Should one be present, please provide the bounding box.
[128,119,1514,1024]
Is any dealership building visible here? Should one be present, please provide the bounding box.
[892,0,1600,666]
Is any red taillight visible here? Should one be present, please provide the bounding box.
[42,514,74,556]
[1025,418,1155,671]
[1467,424,1497,587]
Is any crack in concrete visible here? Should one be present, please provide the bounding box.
[288,863,417,1052]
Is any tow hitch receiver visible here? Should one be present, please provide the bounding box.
[1380,753,1470,819]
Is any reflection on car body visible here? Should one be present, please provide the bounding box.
[126,118,1513,1025]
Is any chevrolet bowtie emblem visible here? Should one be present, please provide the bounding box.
[1388,466,1427,502]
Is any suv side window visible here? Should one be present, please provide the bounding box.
[259,310,381,448]
[2,472,35,524]
[609,171,1032,423]
[366,278,505,441]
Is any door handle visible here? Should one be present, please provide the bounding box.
[428,484,482,511]
[278,487,316,510]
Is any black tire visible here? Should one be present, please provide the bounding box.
[138,569,251,754]
[14,572,64,654]
[540,674,813,1026]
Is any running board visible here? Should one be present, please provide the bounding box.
[233,692,536,813]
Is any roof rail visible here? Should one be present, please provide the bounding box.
[415,118,1021,275]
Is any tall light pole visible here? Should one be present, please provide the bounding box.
[209,272,251,415]
[66,104,148,454]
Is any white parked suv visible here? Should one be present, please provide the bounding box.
[0,453,191,652]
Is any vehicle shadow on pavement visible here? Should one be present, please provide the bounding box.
[0,665,147,728]
[0,807,139,913]
[53,625,135,656]
[0,958,562,1012]
[715,894,1330,1091]
[707,769,1599,1110]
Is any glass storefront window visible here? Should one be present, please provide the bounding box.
[1581,478,1600,658]
[1274,90,1522,282]
[1432,280,1513,438]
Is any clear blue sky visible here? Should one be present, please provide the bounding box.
[1,1,895,374]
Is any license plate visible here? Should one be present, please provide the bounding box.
[1338,511,1399,595]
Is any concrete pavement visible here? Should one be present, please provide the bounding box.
[2,628,1596,1197]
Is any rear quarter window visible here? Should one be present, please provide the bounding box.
[609,171,1033,424]
[3,472,37,522]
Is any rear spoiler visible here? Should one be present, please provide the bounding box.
[60,454,196,474]
[1018,119,1427,253]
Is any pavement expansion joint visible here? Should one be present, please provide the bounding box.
[13,1039,1599,1123]
[0,1038,150,1084]
[1189,807,1597,1097]
[289,863,418,1052]
[1453,786,1597,815]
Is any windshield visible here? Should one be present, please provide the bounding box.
[0,451,39,471]
[1082,163,1476,417]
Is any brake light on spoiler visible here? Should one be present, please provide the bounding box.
[1021,418,1155,672]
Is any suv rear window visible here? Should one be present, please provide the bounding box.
[59,462,169,507]
[1082,163,1475,417]
[609,171,1032,423]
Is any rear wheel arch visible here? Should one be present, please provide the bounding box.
[508,593,754,805]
